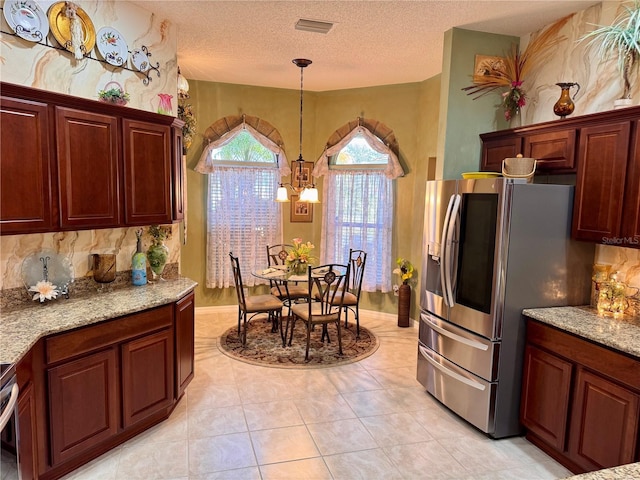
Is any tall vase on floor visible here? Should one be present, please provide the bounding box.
[394,258,414,328]
[397,283,411,327]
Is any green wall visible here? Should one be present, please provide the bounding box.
[181,77,441,317]
[439,28,519,179]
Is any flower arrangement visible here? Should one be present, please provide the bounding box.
[462,15,572,122]
[393,258,414,285]
[178,103,197,154]
[28,280,59,303]
[286,238,315,274]
[579,0,640,100]
[98,85,130,105]
[147,224,172,246]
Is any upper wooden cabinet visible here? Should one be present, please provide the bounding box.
[481,106,640,248]
[0,96,57,234]
[0,83,184,235]
[56,107,121,229]
[571,122,631,243]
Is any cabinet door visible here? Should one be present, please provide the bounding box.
[572,122,630,242]
[520,345,573,451]
[621,121,640,244]
[48,348,118,466]
[175,292,195,398]
[17,382,38,480]
[523,129,576,172]
[568,367,640,471]
[121,329,174,428]
[56,107,121,229]
[0,96,57,234]
[172,124,185,222]
[481,136,523,171]
[123,119,173,225]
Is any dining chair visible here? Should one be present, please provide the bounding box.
[287,263,350,361]
[265,244,309,312]
[343,249,367,337]
[229,252,284,346]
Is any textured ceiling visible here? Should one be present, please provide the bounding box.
[130,0,598,92]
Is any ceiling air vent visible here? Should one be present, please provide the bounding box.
[295,19,334,34]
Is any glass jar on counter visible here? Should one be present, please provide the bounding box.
[597,272,628,318]
[591,264,611,307]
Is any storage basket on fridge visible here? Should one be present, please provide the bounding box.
[502,156,536,183]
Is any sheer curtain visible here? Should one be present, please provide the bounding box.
[206,165,281,288]
[320,169,393,293]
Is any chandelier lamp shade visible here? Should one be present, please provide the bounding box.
[276,58,320,203]
[177,66,190,99]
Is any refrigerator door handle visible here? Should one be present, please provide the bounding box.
[418,345,486,391]
[421,313,489,351]
[439,194,456,306]
[0,382,18,432]
[443,194,461,307]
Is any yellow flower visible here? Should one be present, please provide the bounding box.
[28,280,59,303]
[393,258,414,284]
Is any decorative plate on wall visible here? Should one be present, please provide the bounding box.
[48,1,96,56]
[3,0,49,42]
[96,26,128,66]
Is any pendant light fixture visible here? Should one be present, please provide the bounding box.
[276,58,319,203]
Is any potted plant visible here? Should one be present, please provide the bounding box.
[98,82,130,106]
[393,258,414,327]
[580,0,640,107]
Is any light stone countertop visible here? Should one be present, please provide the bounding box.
[0,277,197,365]
[522,306,640,359]
[562,462,640,479]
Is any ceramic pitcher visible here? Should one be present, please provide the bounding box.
[553,83,580,118]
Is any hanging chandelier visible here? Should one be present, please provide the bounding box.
[276,58,319,203]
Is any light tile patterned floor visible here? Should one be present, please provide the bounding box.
[61,308,573,480]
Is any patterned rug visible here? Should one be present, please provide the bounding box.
[218,315,379,368]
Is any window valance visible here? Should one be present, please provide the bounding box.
[313,119,404,179]
[195,115,290,176]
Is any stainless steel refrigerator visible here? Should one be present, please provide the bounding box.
[417,178,594,438]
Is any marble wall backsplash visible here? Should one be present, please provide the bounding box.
[0,224,181,292]
[522,1,639,125]
[0,0,178,115]
[595,245,640,289]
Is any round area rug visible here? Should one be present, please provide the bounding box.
[218,316,379,368]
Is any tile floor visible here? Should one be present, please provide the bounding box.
[60,307,574,480]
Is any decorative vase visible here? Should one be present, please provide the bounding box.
[290,261,308,275]
[147,241,169,281]
[157,93,173,115]
[553,82,580,118]
[131,231,147,286]
[613,98,633,109]
[397,283,411,327]
[509,110,521,128]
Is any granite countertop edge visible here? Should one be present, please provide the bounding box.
[522,306,640,359]
[0,277,198,365]
[561,462,640,479]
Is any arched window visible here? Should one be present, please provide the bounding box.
[315,119,403,292]
[195,116,290,288]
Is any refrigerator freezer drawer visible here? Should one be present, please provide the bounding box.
[417,342,497,435]
[419,312,500,381]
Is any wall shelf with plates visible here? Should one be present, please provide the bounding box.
[0,7,161,85]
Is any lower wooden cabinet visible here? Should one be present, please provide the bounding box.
[521,319,640,474]
[47,349,119,465]
[17,292,195,479]
[121,329,174,428]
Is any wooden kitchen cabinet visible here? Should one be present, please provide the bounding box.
[55,107,121,229]
[521,319,640,474]
[17,382,38,480]
[480,135,522,171]
[175,291,195,398]
[0,96,57,234]
[523,129,576,172]
[47,348,119,465]
[621,120,640,241]
[121,328,174,428]
[568,368,640,470]
[520,344,573,451]
[571,122,631,243]
[123,120,173,225]
[0,82,184,236]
